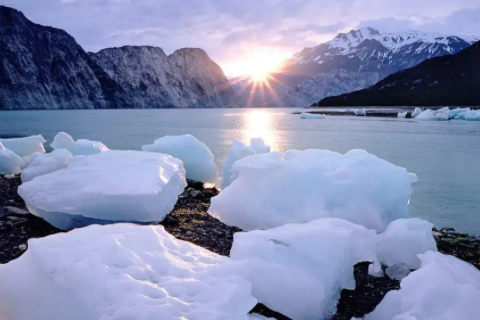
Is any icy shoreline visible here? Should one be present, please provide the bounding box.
[1,174,479,320]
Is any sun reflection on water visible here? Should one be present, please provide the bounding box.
[241,110,279,151]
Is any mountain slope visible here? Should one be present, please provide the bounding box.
[316,41,480,106]
[0,5,238,110]
[231,28,477,108]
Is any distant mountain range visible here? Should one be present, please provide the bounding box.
[231,27,478,107]
[0,6,238,110]
[316,40,480,106]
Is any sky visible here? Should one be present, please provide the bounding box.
[3,0,480,77]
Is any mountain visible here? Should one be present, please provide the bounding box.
[231,27,478,107]
[0,6,238,110]
[315,41,480,106]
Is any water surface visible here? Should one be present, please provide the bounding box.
[1,108,479,234]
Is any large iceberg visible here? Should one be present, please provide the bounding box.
[465,110,480,121]
[300,112,325,119]
[1,135,46,157]
[0,141,23,174]
[50,132,109,155]
[221,138,270,188]
[416,109,450,121]
[142,134,218,183]
[21,149,73,182]
[18,151,187,230]
[210,149,415,232]
[0,224,257,320]
[230,218,378,320]
[411,107,422,118]
[375,218,437,269]
[366,251,480,320]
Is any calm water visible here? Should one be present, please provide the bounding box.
[1,108,479,234]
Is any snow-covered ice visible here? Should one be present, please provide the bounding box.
[221,138,270,188]
[230,218,378,320]
[397,111,407,118]
[376,218,437,269]
[411,107,422,118]
[366,251,480,320]
[51,132,109,156]
[0,141,23,174]
[21,149,72,182]
[18,151,187,230]
[210,149,415,232]
[300,112,326,119]
[1,135,46,157]
[0,224,257,320]
[354,108,366,116]
[142,134,218,183]
[416,109,451,121]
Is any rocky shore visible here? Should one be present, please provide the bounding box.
[1,174,479,319]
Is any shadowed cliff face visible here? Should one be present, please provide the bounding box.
[0,6,238,110]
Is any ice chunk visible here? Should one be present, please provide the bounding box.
[1,135,45,157]
[18,150,187,230]
[376,218,437,269]
[300,112,326,119]
[385,263,411,280]
[415,109,450,121]
[368,262,384,277]
[0,224,257,320]
[411,107,422,118]
[366,251,480,320]
[230,218,378,320]
[465,110,480,121]
[50,132,109,155]
[397,111,407,118]
[21,149,72,183]
[0,141,23,174]
[221,138,270,188]
[354,108,366,116]
[449,107,471,119]
[20,152,42,170]
[210,149,415,232]
[142,134,218,183]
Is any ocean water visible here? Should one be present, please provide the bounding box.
[1,108,479,234]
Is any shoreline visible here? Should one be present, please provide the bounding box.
[1,174,479,319]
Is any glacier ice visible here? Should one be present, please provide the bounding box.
[51,132,109,155]
[354,108,366,116]
[449,107,470,119]
[366,251,480,320]
[415,109,450,121]
[142,134,218,183]
[1,135,46,157]
[0,141,23,174]
[465,110,480,121]
[376,218,437,269]
[300,112,326,119]
[411,107,422,118]
[221,138,270,188]
[0,224,257,320]
[210,149,415,232]
[230,218,378,320]
[18,150,187,230]
[397,111,407,118]
[21,149,73,182]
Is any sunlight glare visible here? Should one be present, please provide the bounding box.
[242,110,278,151]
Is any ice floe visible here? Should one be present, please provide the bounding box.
[300,112,326,119]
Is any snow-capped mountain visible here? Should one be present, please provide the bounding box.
[0,6,238,110]
[232,27,478,107]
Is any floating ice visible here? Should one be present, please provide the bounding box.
[18,151,187,230]
[221,138,270,188]
[366,251,480,320]
[397,111,407,118]
[0,141,23,174]
[376,218,437,269]
[411,107,422,118]
[449,107,470,119]
[465,110,480,121]
[230,218,378,320]
[1,135,46,157]
[354,108,366,116]
[142,134,218,183]
[210,149,414,232]
[50,132,109,156]
[21,149,73,183]
[249,315,275,320]
[0,224,257,320]
[416,109,450,121]
[300,112,326,119]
